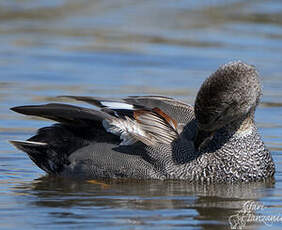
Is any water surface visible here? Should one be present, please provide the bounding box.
[0,1,282,229]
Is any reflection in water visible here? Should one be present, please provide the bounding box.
[12,176,275,229]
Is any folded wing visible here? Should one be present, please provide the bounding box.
[60,95,194,123]
[11,95,196,147]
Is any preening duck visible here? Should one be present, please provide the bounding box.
[10,61,275,183]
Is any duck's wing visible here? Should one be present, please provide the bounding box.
[60,95,195,124]
[11,101,184,146]
[10,103,112,126]
[61,95,198,140]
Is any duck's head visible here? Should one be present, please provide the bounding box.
[195,61,262,133]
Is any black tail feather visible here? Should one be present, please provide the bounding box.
[9,140,65,174]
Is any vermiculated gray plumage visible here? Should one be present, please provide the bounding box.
[10,61,275,183]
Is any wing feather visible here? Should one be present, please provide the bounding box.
[10,103,111,126]
[103,108,181,146]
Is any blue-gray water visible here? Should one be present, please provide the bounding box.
[1,1,282,229]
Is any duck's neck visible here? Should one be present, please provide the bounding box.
[223,112,255,137]
[196,112,255,150]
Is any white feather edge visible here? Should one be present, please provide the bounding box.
[9,140,48,146]
[100,102,134,110]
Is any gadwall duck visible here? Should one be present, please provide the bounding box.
[10,61,275,183]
